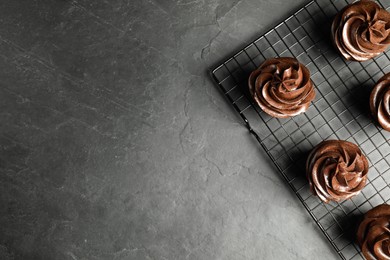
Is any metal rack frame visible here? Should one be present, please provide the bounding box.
[211,0,390,259]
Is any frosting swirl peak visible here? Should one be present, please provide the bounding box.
[331,0,390,61]
[248,57,315,118]
[306,140,369,203]
[357,204,390,260]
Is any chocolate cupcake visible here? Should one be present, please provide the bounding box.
[306,140,369,203]
[357,204,390,260]
[248,57,315,118]
[331,0,390,61]
[370,73,390,131]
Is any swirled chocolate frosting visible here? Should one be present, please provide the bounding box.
[331,0,390,61]
[370,73,390,131]
[357,204,390,260]
[248,57,315,118]
[306,140,369,203]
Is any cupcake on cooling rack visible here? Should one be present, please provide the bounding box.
[357,204,390,260]
[370,73,390,131]
[248,57,315,118]
[331,0,390,61]
[306,140,369,203]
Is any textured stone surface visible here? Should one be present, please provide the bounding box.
[0,0,338,259]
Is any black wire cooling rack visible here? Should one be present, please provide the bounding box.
[211,0,390,259]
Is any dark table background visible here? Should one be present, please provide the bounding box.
[0,0,338,259]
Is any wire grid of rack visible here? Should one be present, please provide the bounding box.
[211,0,390,259]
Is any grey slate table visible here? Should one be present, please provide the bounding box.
[0,0,339,259]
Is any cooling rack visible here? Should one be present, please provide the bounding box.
[211,0,390,259]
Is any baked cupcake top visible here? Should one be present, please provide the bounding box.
[357,204,390,260]
[248,57,315,118]
[306,140,369,203]
[370,73,390,131]
[331,0,390,61]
